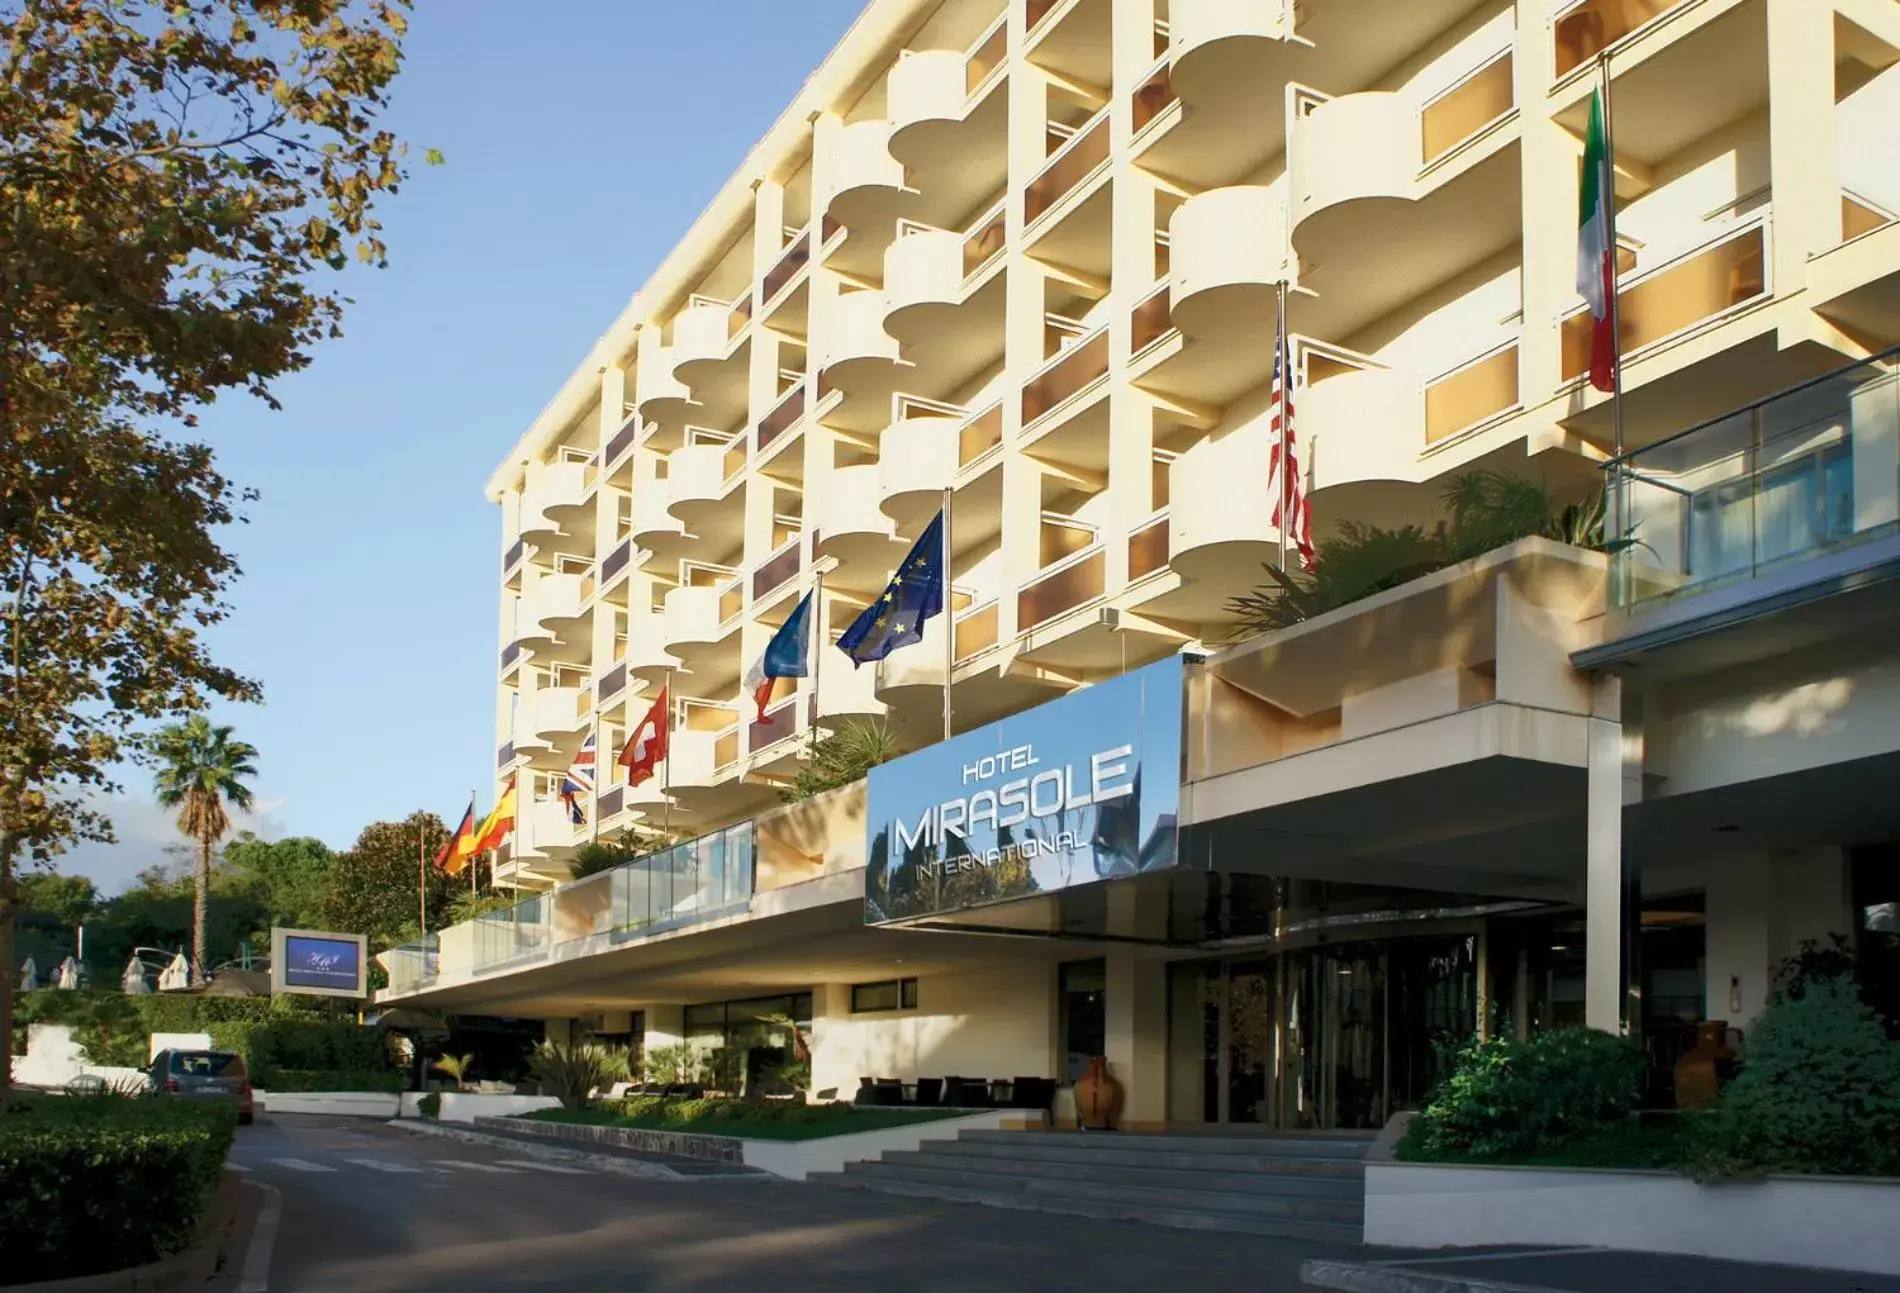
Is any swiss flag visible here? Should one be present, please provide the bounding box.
[618,685,669,788]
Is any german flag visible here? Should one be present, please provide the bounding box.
[435,800,476,876]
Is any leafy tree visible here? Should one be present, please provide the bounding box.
[781,718,902,802]
[567,824,679,881]
[0,0,427,1095]
[321,813,462,950]
[224,833,335,933]
[18,873,96,931]
[151,717,258,985]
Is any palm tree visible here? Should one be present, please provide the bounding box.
[151,717,257,985]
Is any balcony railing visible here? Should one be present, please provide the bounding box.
[723,438,748,480]
[1554,0,1689,78]
[1426,342,1520,444]
[966,15,1007,93]
[602,539,633,583]
[1025,109,1109,225]
[762,229,810,304]
[1130,282,1172,355]
[748,699,799,754]
[596,663,627,705]
[954,600,998,661]
[497,741,515,769]
[1026,0,1059,38]
[605,415,639,467]
[1606,346,1900,610]
[1561,219,1768,384]
[714,725,741,769]
[1131,59,1175,135]
[502,539,527,576]
[1022,329,1109,425]
[758,384,806,452]
[1422,51,1513,166]
[609,821,754,937]
[1128,513,1171,580]
[959,402,1004,466]
[597,785,624,821]
[728,291,754,340]
[473,894,550,972]
[500,640,523,672]
[1018,546,1106,632]
[384,935,439,991]
[718,578,744,624]
[962,202,1007,277]
[752,539,802,601]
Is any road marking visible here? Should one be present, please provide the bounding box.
[433,1159,522,1174]
[494,1159,593,1174]
[239,1180,281,1293]
[225,1162,251,1173]
[264,1157,337,1173]
[343,1157,428,1174]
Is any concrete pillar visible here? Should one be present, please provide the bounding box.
[1584,674,1641,1033]
[1105,949,1169,1131]
[1764,0,1836,297]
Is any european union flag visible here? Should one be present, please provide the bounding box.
[837,510,945,666]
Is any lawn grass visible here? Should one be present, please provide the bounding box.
[518,1101,973,1142]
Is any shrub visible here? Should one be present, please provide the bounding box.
[1691,978,1900,1178]
[207,1019,394,1089]
[416,1091,441,1119]
[528,1039,628,1110]
[263,1069,406,1094]
[597,1097,846,1128]
[1403,1028,1643,1161]
[0,1096,235,1284]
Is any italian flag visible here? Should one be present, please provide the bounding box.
[1577,87,1617,394]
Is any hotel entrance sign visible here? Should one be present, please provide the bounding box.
[865,655,1183,923]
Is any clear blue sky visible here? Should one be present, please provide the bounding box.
[70,1,867,891]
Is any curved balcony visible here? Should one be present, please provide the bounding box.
[671,298,751,427]
[873,613,948,706]
[524,685,587,744]
[1291,92,1416,257]
[815,653,886,723]
[817,289,903,429]
[516,797,579,863]
[1170,185,1290,342]
[517,461,589,542]
[624,614,679,685]
[882,226,962,344]
[635,340,692,446]
[826,120,910,243]
[1168,0,1303,159]
[519,572,587,646]
[1167,418,1290,585]
[661,583,722,655]
[888,50,972,172]
[1305,365,1425,499]
[877,410,958,529]
[663,441,741,542]
[880,209,1008,371]
[817,464,902,573]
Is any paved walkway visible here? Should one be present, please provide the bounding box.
[1304,1248,1900,1293]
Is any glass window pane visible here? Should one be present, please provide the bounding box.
[901,978,919,1009]
[853,981,901,1012]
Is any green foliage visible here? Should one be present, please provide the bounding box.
[1225,471,1606,638]
[264,1070,405,1094]
[205,1018,393,1090]
[530,1098,966,1141]
[70,994,148,1069]
[222,834,337,933]
[1402,1028,1644,1161]
[782,718,903,802]
[0,1095,235,1283]
[319,812,460,949]
[416,1092,441,1119]
[432,1053,475,1091]
[17,874,98,930]
[640,1041,701,1087]
[567,825,679,881]
[528,1039,629,1110]
[1691,978,1900,1178]
[149,717,258,987]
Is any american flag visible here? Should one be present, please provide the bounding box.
[561,732,596,827]
[1267,331,1315,569]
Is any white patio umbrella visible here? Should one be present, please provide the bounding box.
[122,955,152,994]
[55,956,81,990]
[18,956,38,992]
[157,952,192,992]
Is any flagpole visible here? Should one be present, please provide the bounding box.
[940,487,953,744]
[1599,52,1627,598]
[1276,280,1290,575]
[470,786,479,900]
[808,570,824,757]
[662,669,674,838]
[418,820,427,937]
[590,713,601,844]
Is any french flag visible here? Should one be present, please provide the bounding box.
[744,591,814,722]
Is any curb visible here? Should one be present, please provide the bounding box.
[1300,1261,1564,1293]
[386,1119,766,1181]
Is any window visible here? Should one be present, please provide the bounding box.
[851,977,919,1013]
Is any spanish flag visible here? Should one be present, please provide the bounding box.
[435,799,476,876]
[466,784,517,857]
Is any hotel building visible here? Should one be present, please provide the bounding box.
[386,0,1900,1155]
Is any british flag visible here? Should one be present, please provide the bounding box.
[1267,331,1315,569]
[561,732,596,827]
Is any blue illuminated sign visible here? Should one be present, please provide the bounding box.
[865,655,1183,923]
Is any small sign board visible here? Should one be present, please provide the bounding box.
[269,927,368,999]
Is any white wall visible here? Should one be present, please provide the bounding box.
[809,963,1055,1099]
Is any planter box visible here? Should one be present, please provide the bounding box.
[1366,1161,1900,1277]
[402,1092,562,1123]
[479,1108,1035,1180]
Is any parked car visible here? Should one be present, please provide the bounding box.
[149,1049,254,1125]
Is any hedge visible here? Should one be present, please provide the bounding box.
[207,1019,394,1089]
[0,1096,235,1286]
[265,1069,406,1093]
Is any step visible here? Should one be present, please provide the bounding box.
[881,1148,1365,1199]
[838,1160,1363,1225]
[814,1172,1365,1244]
[953,1129,1373,1160]
[918,1136,1367,1177]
